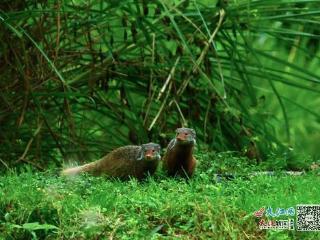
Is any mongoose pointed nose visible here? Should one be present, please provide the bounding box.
[145,149,156,159]
[176,133,195,144]
[176,136,185,141]
[176,132,188,141]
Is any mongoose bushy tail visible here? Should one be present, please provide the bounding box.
[61,143,161,180]
[162,128,196,178]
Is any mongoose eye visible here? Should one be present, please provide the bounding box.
[184,133,188,136]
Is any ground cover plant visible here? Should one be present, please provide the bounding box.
[1,153,320,239]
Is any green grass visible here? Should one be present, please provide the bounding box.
[1,154,319,239]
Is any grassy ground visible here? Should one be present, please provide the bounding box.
[0,154,319,239]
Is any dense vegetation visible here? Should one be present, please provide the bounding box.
[1,0,320,169]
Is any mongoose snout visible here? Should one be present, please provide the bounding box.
[138,143,161,161]
[175,128,196,145]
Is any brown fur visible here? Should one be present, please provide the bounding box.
[163,141,196,177]
[162,128,197,178]
[61,144,160,180]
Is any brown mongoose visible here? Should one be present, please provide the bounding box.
[61,143,161,180]
[162,128,196,178]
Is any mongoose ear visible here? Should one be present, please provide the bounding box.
[156,144,161,153]
[155,151,161,161]
[191,129,196,136]
[136,148,144,161]
[167,139,177,151]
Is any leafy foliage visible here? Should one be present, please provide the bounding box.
[0,0,319,168]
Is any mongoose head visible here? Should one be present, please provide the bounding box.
[175,128,196,145]
[137,142,161,161]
